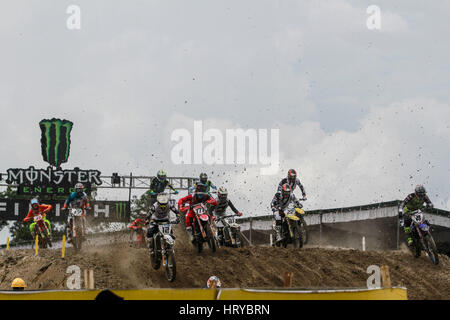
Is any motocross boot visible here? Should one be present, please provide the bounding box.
[275,225,283,243]
[404,226,413,247]
[186,226,195,243]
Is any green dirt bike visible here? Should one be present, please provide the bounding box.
[407,209,439,265]
[31,214,53,249]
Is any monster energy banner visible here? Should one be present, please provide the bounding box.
[6,166,102,196]
[39,118,73,168]
[0,198,130,222]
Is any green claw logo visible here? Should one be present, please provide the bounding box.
[39,118,73,167]
[115,202,128,220]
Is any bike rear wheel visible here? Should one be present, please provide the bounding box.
[164,251,176,282]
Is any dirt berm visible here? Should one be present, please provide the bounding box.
[0,225,448,300]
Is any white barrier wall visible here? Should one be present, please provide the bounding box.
[238,205,450,230]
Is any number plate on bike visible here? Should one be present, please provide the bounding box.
[194,206,205,214]
[159,224,172,235]
[34,215,43,222]
[72,209,83,216]
[226,217,236,224]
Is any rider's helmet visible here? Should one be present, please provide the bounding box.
[199,173,208,184]
[287,169,297,183]
[415,185,427,198]
[217,187,228,202]
[206,276,222,288]
[30,198,39,211]
[156,193,170,210]
[156,170,167,181]
[11,278,26,291]
[281,183,292,199]
[194,182,208,201]
[75,183,84,195]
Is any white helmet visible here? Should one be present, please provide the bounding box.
[156,193,170,208]
[217,187,228,201]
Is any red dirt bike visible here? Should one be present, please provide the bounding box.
[190,203,217,253]
[31,214,52,249]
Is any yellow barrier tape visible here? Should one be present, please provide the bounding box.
[0,287,407,300]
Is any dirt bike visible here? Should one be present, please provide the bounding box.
[149,220,178,282]
[408,209,439,265]
[31,214,52,249]
[190,202,216,253]
[274,203,305,249]
[214,214,244,248]
[70,208,86,251]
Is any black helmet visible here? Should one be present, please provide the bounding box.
[199,173,208,184]
[415,185,426,197]
[195,182,208,194]
[287,169,297,182]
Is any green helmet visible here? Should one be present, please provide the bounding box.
[157,170,167,181]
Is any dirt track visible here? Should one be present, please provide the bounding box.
[0,225,449,300]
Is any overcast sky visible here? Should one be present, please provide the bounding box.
[1,1,449,244]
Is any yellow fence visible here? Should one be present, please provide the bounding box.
[0,287,407,300]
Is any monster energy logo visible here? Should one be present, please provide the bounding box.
[39,118,73,167]
[115,202,128,220]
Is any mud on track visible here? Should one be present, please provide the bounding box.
[0,225,449,300]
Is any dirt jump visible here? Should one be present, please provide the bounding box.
[0,224,449,300]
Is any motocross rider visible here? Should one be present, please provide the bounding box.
[188,173,217,195]
[146,193,181,254]
[178,182,217,243]
[63,182,91,242]
[146,170,179,207]
[209,187,243,245]
[271,183,303,243]
[23,198,53,246]
[129,217,147,231]
[398,185,434,246]
[277,169,307,200]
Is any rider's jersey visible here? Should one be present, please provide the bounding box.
[65,192,89,209]
[210,199,239,218]
[23,204,52,222]
[149,202,179,222]
[188,180,217,194]
[277,178,306,196]
[271,192,301,212]
[178,193,217,215]
[400,193,433,214]
[148,177,176,196]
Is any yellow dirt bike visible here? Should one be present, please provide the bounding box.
[275,203,307,248]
